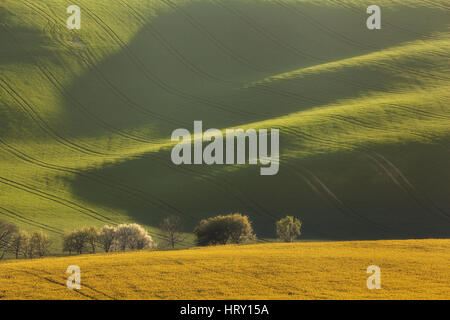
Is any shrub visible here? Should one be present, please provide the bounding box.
[276,216,302,242]
[194,213,255,246]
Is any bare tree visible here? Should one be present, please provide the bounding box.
[9,230,30,259]
[160,216,184,249]
[62,232,76,255]
[85,226,98,253]
[72,229,88,254]
[29,230,51,258]
[62,227,98,255]
[0,220,18,259]
[98,225,115,253]
[62,229,90,254]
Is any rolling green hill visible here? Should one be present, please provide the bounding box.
[0,0,449,252]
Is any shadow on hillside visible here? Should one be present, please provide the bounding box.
[0,24,55,66]
[0,6,57,66]
[68,140,450,240]
[58,0,448,138]
[65,1,450,240]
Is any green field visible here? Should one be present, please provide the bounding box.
[0,0,449,253]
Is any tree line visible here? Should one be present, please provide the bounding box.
[63,224,155,254]
[0,213,301,259]
[0,221,51,259]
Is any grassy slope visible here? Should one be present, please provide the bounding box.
[0,0,449,253]
[0,239,449,299]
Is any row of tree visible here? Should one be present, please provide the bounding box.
[0,220,51,259]
[1,213,301,259]
[63,224,155,254]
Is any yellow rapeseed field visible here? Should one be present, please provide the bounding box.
[0,240,449,300]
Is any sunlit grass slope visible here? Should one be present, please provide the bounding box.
[0,0,449,252]
[0,240,449,299]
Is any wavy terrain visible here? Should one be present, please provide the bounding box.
[0,0,449,252]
